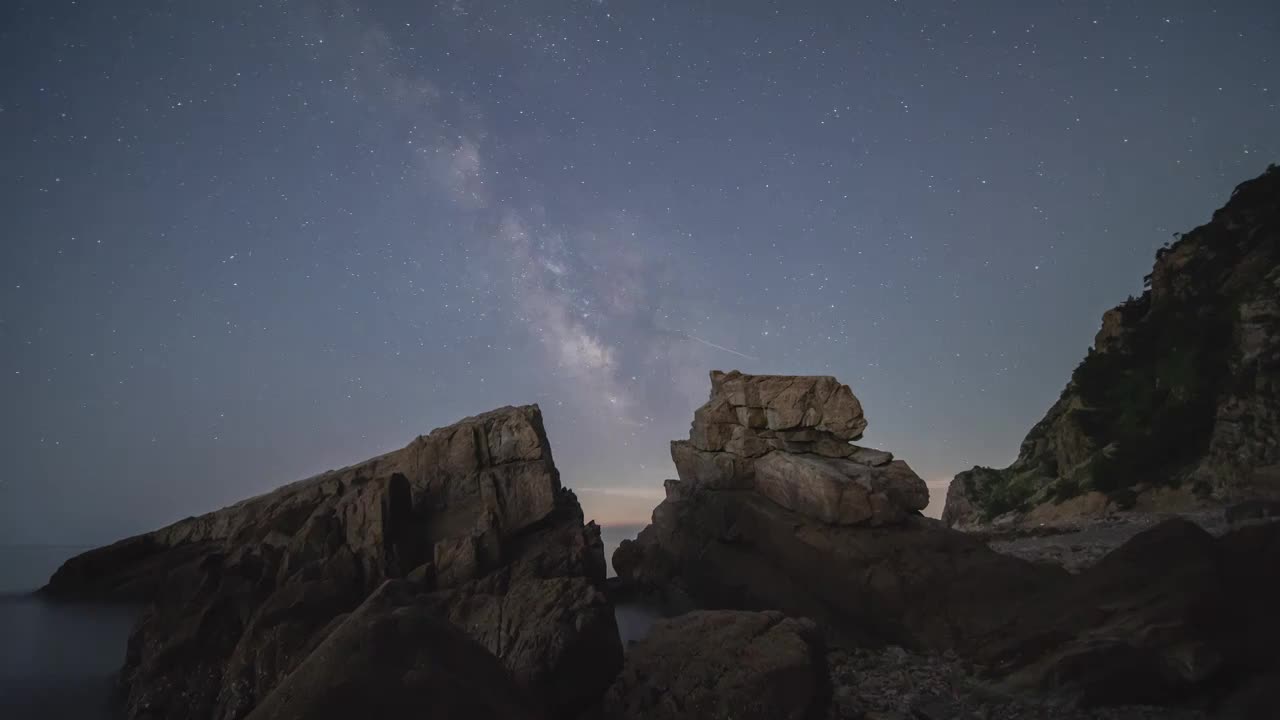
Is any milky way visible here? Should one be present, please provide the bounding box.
[2,0,1277,542]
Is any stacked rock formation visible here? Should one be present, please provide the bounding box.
[44,405,621,720]
[669,370,929,526]
[613,371,1041,650]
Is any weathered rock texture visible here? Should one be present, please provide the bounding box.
[614,372,1047,649]
[599,610,828,720]
[671,370,928,526]
[615,371,1280,713]
[44,405,621,720]
[945,164,1280,527]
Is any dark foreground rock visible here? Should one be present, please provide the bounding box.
[243,581,538,720]
[598,610,828,720]
[616,371,1280,714]
[45,405,621,720]
[990,518,1280,710]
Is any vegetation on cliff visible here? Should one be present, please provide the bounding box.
[947,164,1280,525]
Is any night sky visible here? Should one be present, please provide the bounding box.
[2,1,1277,544]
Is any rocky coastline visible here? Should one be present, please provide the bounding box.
[42,372,1280,720]
[40,165,1280,720]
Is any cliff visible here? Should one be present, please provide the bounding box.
[945,164,1280,527]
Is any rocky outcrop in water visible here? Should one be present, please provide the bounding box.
[670,370,928,526]
[945,164,1280,528]
[613,371,1053,649]
[44,405,621,720]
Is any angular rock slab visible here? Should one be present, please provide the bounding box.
[599,610,828,720]
[670,440,753,490]
[754,451,928,526]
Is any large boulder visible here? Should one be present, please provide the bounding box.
[243,581,538,720]
[989,518,1280,708]
[599,610,828,720]
[613,480,1058,650]
[692,371,868,450]
[44,405,622,720]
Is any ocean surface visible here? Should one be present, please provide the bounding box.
[0,545,138,720]
[0,526,659,718]
[599,523,644,579]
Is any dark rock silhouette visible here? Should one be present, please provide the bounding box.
[44,405,621,720]
[597,610,828,720]
[242,580,539,720]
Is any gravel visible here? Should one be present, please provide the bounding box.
[825,646,1208,720]
[980,509,1277,573]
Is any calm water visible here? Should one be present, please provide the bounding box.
[0,527,657,718]
[600,524,665,647]
[0,546,137,720]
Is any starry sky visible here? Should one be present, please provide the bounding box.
[1,0,1277,544]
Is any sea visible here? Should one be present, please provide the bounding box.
[0,526,658,718]
[0,545,137,719]
[599,524,665,646]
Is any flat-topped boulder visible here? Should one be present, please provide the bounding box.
[44,405,621,720]
[690,371,868,452]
